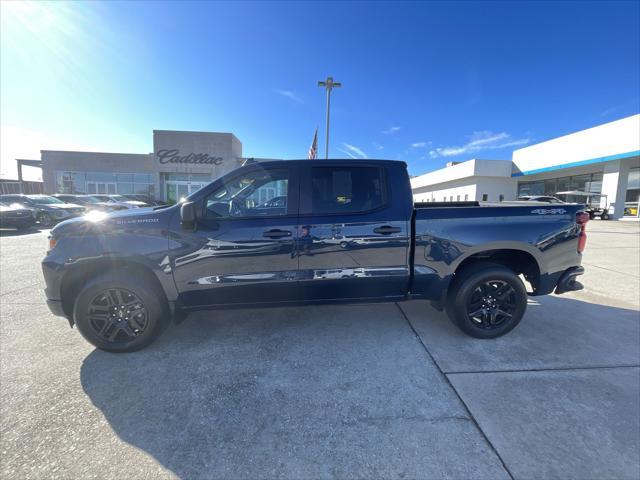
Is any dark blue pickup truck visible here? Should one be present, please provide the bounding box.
[43,160,588,352]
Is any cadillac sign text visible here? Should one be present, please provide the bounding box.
[156,149,224,165]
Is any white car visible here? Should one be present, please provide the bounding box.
[91,194,149,209]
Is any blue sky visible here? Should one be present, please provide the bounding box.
[1,1,639,180]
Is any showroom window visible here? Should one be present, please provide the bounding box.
[625,167,639,202]
[55,171,155,196]
[518,172,604,200]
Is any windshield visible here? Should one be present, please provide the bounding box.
[29,196,65,205]
[81,196,103,204]
[110,195,127,201]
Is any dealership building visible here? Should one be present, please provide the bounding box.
[411,114,640,218]
[40,130,247,204]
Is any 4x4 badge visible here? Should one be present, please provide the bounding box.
[531,208,567,215]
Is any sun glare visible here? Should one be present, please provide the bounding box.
[1,1,92,69]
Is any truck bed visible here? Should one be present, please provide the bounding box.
[411,203,585,298]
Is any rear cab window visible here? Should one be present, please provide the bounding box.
[306,166,388,215]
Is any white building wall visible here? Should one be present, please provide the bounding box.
[412,177,516,202]
[413,179,477,202]
[475,177,518,202]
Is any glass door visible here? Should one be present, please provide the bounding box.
[165,182,207,204]
[87,182,117,194]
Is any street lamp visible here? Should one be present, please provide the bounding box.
[317,76,341,159]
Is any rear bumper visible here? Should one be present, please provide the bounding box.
[554,266,585,294]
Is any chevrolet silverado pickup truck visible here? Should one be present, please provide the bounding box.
[43,160,588,352]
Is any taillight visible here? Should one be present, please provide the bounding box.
[576,212,589,253]
[48,237,57,251]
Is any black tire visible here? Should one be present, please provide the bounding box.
[37,212,53,228]
[73,271,169,352]
[601,212,610,220]
[445,262,527,339]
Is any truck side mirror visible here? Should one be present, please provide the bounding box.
[181,201,197,230]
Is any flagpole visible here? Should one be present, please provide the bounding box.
[317,76,341,159]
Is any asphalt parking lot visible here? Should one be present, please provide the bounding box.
[1,220,638,479]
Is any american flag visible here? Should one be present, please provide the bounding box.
[307,128,318,159]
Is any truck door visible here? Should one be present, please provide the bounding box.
[296,163,411,300]
[171,164,300,307]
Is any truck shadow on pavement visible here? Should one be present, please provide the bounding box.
[79,297,640,479]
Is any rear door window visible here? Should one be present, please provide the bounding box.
[309,166,387,215]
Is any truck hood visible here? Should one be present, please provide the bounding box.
[50,204,176,237]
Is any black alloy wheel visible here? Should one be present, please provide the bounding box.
[87,288,149,343]
[466,280,517,329]
[73,271,169,352]
[445,262,527,339]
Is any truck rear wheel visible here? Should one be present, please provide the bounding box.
[73,271,169,352]
[446,262,527,339]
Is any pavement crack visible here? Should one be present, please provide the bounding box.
[581,263,640,278]
[0,282,42,297]
[394,302,516,480]
[343,414,470,427]
[445,364,640,376]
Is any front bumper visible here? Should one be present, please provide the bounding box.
[554,266,585,294]
[46,298,65,317]
[42,255,68,320]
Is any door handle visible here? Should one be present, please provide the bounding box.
[263,229,292,238]
[373,225,401,235]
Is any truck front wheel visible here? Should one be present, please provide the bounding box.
[446,263,527,339]
[73,271,169,352]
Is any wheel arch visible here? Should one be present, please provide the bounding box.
[452,248,542,293]
[60,256,175,322]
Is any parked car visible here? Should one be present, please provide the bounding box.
[0,201,35,230]
[91,194,148,209]
[43,159,588,352]
[0,194,85,227]
[122,194,168,207]
[52,194,128,212]
[518,195,565,203]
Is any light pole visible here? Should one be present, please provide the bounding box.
[317,76,341,159]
